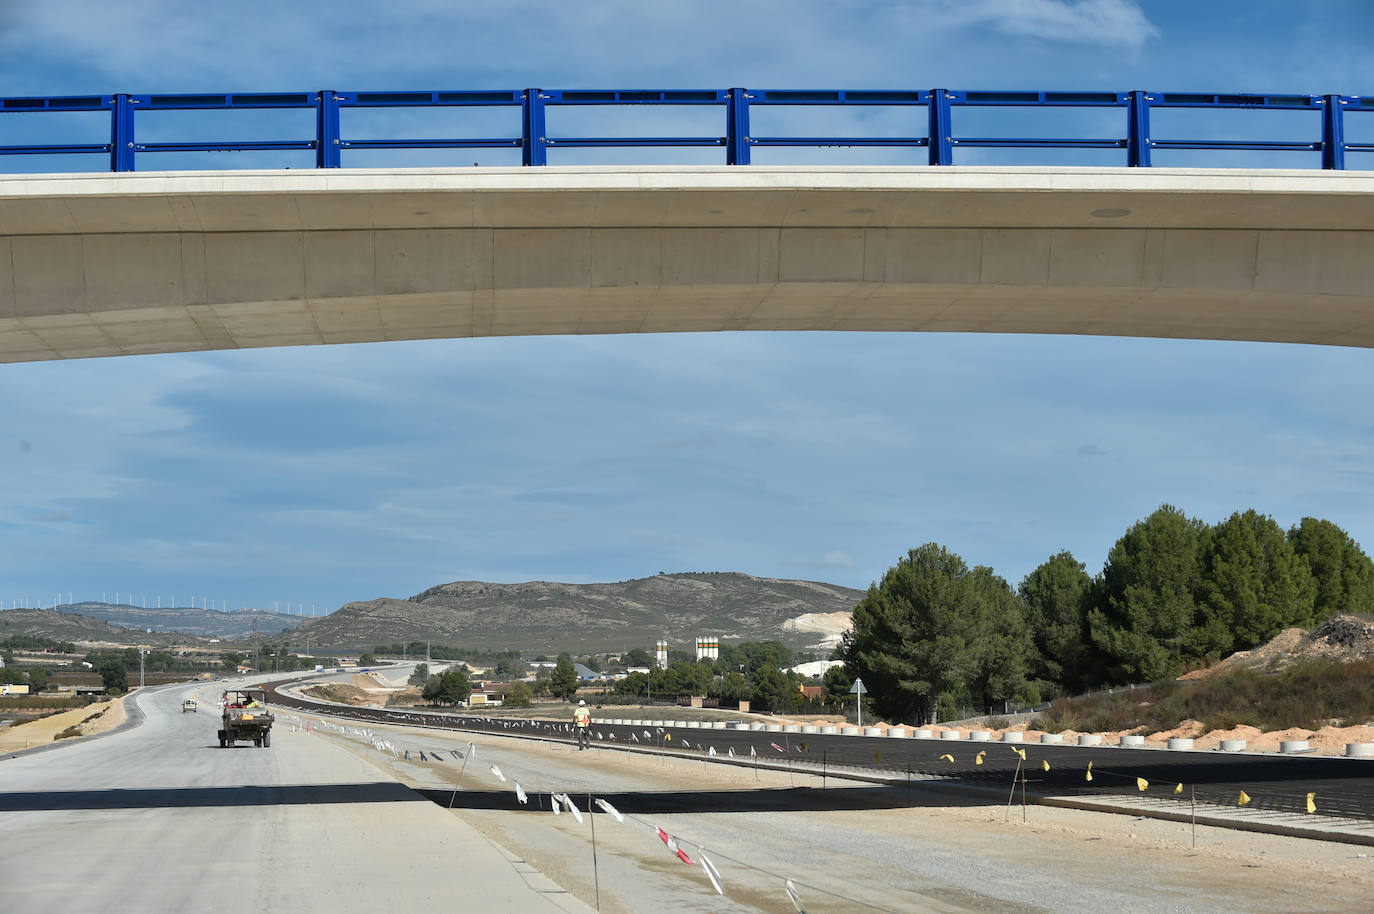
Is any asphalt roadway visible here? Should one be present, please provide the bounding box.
[0,679,592,912]
[267,683,1374,831]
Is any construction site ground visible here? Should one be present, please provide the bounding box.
[287,702,1374,913]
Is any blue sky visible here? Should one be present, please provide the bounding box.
[1,0,1372,614]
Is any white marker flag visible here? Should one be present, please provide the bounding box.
[700,852,724,896]
[550,795,562,815]
[785,879,805,913]
[515,782,528,805]
[490,764,506,782]
[594,798,624,823]
[557,793,584,824]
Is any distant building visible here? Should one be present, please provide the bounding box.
[790,659,844,678]
[695,637,719,661]
[655,640,668,670]
[797,685,823,701]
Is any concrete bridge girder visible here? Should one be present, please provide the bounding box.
[1,166,1372,362]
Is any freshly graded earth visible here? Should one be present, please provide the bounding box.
[292,705,1374,913]
[0,697,126,754]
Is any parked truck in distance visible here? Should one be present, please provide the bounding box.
[218,689,273,748]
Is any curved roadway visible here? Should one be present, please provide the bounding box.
[267,682,1374,826]
[0,680,590,912]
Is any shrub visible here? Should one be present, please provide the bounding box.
[1030,660,1374,734]
[53,726,82,741]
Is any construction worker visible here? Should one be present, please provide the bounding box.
[574,699,591,750]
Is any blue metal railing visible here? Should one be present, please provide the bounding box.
[0,88,1370,172]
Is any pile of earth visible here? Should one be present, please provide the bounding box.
[1179,613,1374,679]
[301,683,372,705]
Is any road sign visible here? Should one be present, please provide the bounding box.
[849,677,866,694]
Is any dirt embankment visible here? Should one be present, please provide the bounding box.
[302,683,373,705]
[830,615,1374,755]
[1183,614,1374,679]
[0,695,127,753]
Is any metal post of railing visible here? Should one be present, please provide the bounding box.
[726,88,751,165]
[110,93,135,172]
[1127,90,1151,167]
[315,90,341,168]
[521,88,547,166]
[927,88,952,165]
[1322,94,1346,170]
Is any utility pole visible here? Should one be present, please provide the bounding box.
[139,647,146,689]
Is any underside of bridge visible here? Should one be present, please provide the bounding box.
[0,166,1372,362]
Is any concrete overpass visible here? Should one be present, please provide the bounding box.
[1,165,1372,363]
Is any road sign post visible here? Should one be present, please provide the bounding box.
[850,677,867,728]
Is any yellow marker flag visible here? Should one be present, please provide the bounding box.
[939,753,955,763]
[1012,747,1026,760]
[1136,777,1149,792]
[1042,759,1050,771]
[1238,790,1251,806]
[1174,783,1183,795]
[875,750,883,765]
[665,733,671,741]
[1306,792,1316,814]
[1085,760,1094,782]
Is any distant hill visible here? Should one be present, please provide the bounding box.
[295,572,864,652]
[0,608,185,646]
[51,603,303,639]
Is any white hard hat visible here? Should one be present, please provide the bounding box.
[578,699,585,705]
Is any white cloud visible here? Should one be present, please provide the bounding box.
[936,0,1159,50]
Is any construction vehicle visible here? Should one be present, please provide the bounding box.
[182,698,197,713]
[218,689,274,748]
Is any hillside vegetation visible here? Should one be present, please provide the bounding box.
[57,603,302,638]
[297,572,864,651]
[0,609,164,644]
[1036,661,1374,734]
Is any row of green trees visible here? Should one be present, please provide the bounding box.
[841,507,1374,725]
[2,635,78,654]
